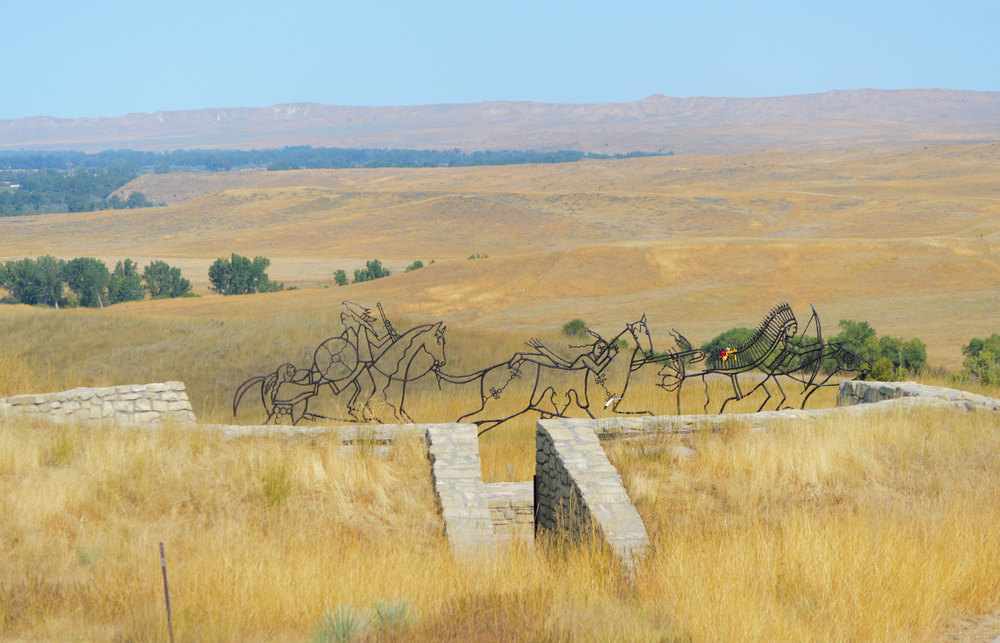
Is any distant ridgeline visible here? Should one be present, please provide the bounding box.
[0,146,664,217]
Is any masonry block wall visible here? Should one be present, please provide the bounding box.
[838,380,1000,410]
[0,382,196,425]
[536,418,650,563]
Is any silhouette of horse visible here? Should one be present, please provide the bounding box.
[235,321,446,426]
[659,302,799,413]
[659,303,870,413]
[340,322,447,423]
[735,306,872,411]
[438,316,654,434]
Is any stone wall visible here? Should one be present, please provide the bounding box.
[485,482,533,538]
[536,418,649,566]
[0,382,196,426]
[425,423,495,550]
[838,380,1000,410]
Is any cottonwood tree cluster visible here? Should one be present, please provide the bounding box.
[208,254,284,295]
[0,256,191,308]
[0,164,157,217]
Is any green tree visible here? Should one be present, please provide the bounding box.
[701,327,755,357]
[0,257,64,306]
[107,259,144,303]
[143,260,191,298]
[35,255,66,308]
[829,320,880,364]
[562,319,588,339]
[63,257,110,308]
[208,253,284,295]
[333,269,349,286]
[125,191,152,208]
[352,259,391,283]
[404,260,424,272]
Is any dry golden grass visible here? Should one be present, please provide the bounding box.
[2,402,998,641]
[2,142,1000,639]
[2,143,999,369]
[607,406,1000,643]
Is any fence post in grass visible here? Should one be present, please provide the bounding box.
[159,542,175,643]
[533,474,539,535]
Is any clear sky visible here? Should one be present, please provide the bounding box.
[2,0,997,120]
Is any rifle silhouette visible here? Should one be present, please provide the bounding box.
[378,302,400,342]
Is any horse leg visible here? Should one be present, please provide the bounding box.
[755,379,773,413]
[800,371,835,409]
[564,389,594,419]
[719,374,744,413]
[772,377,789,410]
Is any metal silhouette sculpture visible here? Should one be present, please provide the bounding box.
[658,302,871,413]
[235,302,446,425]
[436,315,656,434]
[233,301,870,430]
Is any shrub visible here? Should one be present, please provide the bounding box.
[333,269,349,286]
[562,319,588,339]
[404,260,424,272]
[830,320,927,373]
[372,599,415,631]
[870,357,897,382]
[352,260,390,284]
[311,606,372,643]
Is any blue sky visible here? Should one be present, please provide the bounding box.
[2,0,996,120]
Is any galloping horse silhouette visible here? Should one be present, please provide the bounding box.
[659,303,871,413]
[659,302,799,413]
[235,314,446,426]
[438,315,654,434]
[315,322,447,423]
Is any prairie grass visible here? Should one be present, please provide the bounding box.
[607,406,1000,643]
[3,402,998,641]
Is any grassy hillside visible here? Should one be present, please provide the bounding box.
[3,144,999,368]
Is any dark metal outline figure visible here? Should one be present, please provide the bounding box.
[235,302,446,425]
[233,301,870,429]
[436,315,655,434]
[657,303,871,413]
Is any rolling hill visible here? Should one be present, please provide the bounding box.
[2,143,998,368]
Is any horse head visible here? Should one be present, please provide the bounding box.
[427,322,447,369]
[626,313,653,357]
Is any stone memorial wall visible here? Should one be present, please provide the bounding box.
[0,382,196,426]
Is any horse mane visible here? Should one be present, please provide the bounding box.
[712,302,797,369]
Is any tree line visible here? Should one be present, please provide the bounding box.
[0,146,668,175]
[0,164,157,217]
[0,257,191,308]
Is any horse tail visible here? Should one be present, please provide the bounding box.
[233,375,266,416]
